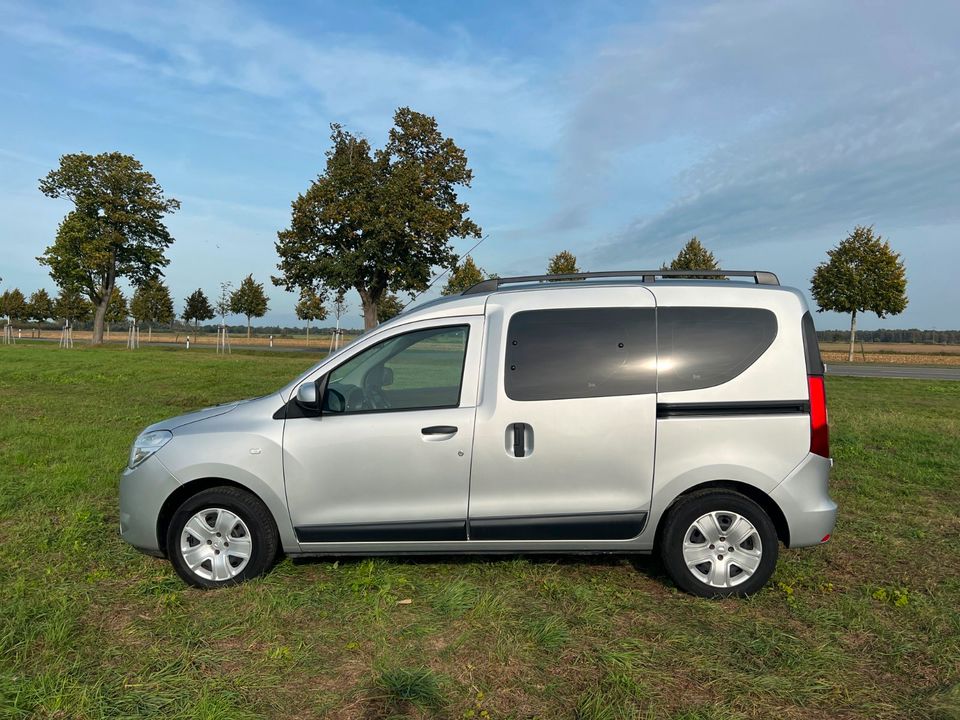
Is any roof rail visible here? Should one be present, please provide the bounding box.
[462,269,780,295]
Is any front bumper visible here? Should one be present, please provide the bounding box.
[770,453,838,548]
[119,456,181,557]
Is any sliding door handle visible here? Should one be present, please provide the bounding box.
[512,422,527,457]
[422,425,458,435]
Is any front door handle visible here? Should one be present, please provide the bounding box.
[422,425,458,435]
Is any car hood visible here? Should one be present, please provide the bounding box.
[143,399,249,432]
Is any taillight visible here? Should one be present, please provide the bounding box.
[808,375,829,458]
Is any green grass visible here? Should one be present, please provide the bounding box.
[0,343,958,719]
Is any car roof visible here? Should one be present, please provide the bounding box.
[394,278,806,325]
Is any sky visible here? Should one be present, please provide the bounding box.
[1,0,958,330]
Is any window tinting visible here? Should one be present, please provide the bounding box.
[657,307,778,392]
[801,312,825,376]
[505,308,656,401]
[324,326,468,413]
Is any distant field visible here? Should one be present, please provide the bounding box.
[820,341,960,355]
[820,342,960,366]
[1,344,957,718]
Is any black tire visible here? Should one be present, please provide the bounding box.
[166,486,279,589]
[659,489,778,598]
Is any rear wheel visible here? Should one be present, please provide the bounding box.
[660,490,778,598]
[166,486,279,589]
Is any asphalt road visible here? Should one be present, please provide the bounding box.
[826,363,960,380]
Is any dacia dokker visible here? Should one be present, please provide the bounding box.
[120,270,836,597]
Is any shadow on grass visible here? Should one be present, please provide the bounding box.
[288,551,674,585]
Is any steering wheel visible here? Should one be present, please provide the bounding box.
[363,367,392,410]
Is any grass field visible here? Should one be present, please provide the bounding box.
[1,344,958,719]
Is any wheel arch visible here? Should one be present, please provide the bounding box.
[156,477,278,556]
[653,480,790,549]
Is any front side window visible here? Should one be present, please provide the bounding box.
[323,325,469,413]
[504,308,657,401]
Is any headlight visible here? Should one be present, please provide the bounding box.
[128,430,173,468]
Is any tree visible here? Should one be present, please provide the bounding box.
[377,293,405,322]
[295,288,328,345]
[105,287,128,333]
[663,237,721,278]
[441,256,488,295]
[216,281,233,326]
[27,289,55,335]
[54,287,92,325]
[0,288,27,325]
[182,289,215,335]
[275,107,481,330]
[131,278,174,340]
[230,274,269,338]
[546,250,580,275]
[37,152,180,345]
[811,225,907,361]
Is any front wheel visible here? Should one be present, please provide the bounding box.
[166,486,279,589]
[660,490,778,598]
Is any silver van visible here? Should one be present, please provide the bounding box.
[120,270,836,597]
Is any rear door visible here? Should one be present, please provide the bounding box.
[467,286,658,540]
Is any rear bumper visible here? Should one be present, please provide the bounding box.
[770,453,837,548]
[119,456,181,557]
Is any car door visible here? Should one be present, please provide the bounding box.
[283,316,483,544]
[467,286,657,540]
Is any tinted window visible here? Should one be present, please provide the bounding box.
[324,326,468,413]
[505,308,656,401]
[801,312,825,375]
[657,307,778,392]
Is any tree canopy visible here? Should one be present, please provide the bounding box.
[295,289,328,324]
[441,256,488,295]
[663,237,721,278]
[811,225,907,360]
[377,293,406,322]
[54,287,92,324]
[182,289,215,332]
[275,107,481,329]
[27,289,55,325]
[0,288,27,322]
[547,250,580,275]
[105,287,128,325]
[230,274,269,338]
[37,152,179,344]
[130,278,174,327]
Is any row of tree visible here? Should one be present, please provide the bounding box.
[23,106,909,358]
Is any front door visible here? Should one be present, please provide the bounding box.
[283,317,483,544]
[467,287,658,540]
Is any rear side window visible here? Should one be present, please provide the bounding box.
[657,307,778,392]
[801,311,825,375]
[505,308,656,401]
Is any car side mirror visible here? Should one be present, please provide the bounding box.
[295,381,319,409]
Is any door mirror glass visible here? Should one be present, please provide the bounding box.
[295,381,319,409]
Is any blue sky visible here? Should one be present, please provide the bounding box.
[1,0,958,330]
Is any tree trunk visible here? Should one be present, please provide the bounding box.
[358,287,378,330]
[91,295,109,345]
[848,310,857,362]
[247,316,252,339]
[306,324,310,346]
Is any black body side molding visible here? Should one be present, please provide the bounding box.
[469,511,647,541]
[657,400,809,419]
[296,519,466,543]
